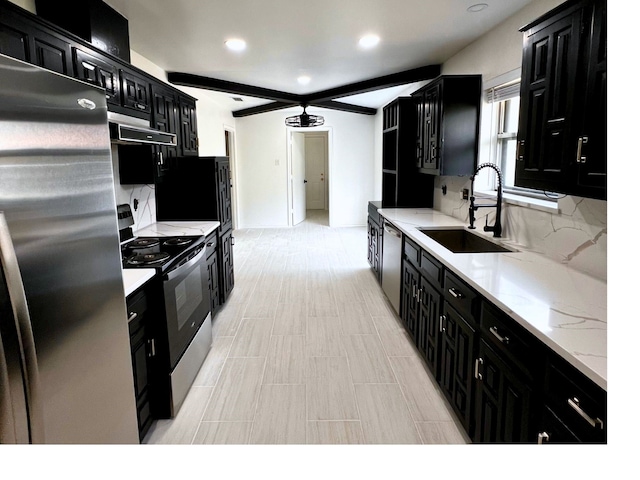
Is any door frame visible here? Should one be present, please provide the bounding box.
[286,125,334,227]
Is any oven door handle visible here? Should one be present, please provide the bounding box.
[165,246,206,282]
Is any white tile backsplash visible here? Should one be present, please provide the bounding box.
[434,176,606,281]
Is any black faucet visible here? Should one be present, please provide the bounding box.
[468,163,503,238]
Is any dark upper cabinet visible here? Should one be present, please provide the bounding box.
[0,3,73,76]
[516,0,606,199]
[72,47,120,107]
[120,67,152,119]
[35,0,131,63]
[381,97,435,208]
[1,0,199,170]
[412,75,481,176]
[179,95,199,156]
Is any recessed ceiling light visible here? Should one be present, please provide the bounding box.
[297,75,311,85]
[359,34,380,49]
[467,3,489,13]
[225,38,246,51]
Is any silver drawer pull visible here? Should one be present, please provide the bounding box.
[128,312,138,322]
[489,326,510,344]
[474,357,483,380]
[567,397,604,430]
[448,287,464,299]
[537,432,550,444]
[439,314,445,332]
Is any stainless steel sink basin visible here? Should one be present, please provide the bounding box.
[417,228,515,253]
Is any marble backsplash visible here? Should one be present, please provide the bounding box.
[433,176,607,281]
[111,146,157,231]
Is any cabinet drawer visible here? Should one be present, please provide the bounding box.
[480,301,536,377]
[205,232,218,259]
[545,357,606,443]
[444,271,477,319]
[403,237,421,268]
[419,249,442,288]
[127,289,148,324]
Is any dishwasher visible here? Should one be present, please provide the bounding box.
[381,219,402,314]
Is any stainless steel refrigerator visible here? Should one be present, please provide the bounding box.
[0,54,138,443]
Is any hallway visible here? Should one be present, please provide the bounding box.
[143,210,468,444]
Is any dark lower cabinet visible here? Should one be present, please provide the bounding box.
[417,277,441,376]
[473,339,533,443]
[367,202,382,282]
[205,231,221,317]
[383,214,606,444]
[127,286,156,441]
[440,302,476,433]
[219,228,235,304]
[539,353,606,443]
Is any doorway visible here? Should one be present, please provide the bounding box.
[287,128,330,227]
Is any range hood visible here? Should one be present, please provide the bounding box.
[109,122,177,146]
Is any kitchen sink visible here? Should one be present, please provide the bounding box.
[417,228,516,253]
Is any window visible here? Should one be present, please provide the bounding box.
[484,78,558,202]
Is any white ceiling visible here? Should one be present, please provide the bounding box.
[103,0,535,110]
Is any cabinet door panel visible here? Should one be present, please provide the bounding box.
[440,303,475,433]
[0,24,30,62]
[32,32,72,76]
[474,340,532,443]
[417,278,441,378]
[577,0,606,196]
[401,261,420,339]
[516,10,583,191]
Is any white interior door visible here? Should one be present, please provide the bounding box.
[291,131,306,225]
[305,133,327,210]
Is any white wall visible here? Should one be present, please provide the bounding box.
[235,107,375,228]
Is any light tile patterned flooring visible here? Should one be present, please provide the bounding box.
[143,210,469,444]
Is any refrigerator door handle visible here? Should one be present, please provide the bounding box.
[0,212,44,443]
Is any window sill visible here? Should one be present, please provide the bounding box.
[474,190,559,214]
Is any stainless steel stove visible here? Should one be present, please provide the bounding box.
[117,204,211,419]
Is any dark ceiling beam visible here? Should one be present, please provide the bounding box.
[167,72,302,103]
[232,101,298,118]
[308,100,377,115]
[168,64,441,117]
[304,64,441,103]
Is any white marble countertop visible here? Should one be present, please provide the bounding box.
[378,208,607,391]
[136,221,220,238]
[122,268,156,298]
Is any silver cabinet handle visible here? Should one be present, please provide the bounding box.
[127,312,138,323]
[489,326,509,344]
[148,338,156,357]
[417,288,422,304]
[474,357,483,380]
[448,287,464,299]
[439,314,445,332]
[538,432,550,444]
[412,285,417,298]
[576,136,589,164]
[567,397,604,430]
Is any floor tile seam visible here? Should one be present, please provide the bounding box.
[341,350,366,441]
[245,350,271,442]
[191,337,236,443]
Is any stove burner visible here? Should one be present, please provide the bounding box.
[163,237,192,246]
[126,252,171,265]
[129,238,160,248]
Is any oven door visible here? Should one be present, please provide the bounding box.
[163,245,210,369]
